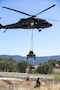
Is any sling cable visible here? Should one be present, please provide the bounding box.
[27,30,36,59]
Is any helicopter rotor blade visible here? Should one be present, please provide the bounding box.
[35,4,55,16]
[3,5,55,17]
[3,7,32,16]
[46,18,60,22]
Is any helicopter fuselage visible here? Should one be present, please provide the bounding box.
[0,17,52,30]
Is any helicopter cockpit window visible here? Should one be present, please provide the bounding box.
[43,20,48,24]
[21,20,29,26]
[43,20,46,23]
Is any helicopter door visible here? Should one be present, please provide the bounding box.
[34,20,42,26]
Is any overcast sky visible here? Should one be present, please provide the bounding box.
[0,0,60,57]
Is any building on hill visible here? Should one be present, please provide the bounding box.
[55,63,60,69]
[29,65,39,73]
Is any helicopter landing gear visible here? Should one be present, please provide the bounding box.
[27,51,36,60]
[38,29,42,32]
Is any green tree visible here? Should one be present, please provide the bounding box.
[7,58,17,72]
[0,57,17,72]
[48,60,57,67]
[0,58,5,71]
[18,60,29,73]
[57,60,60,64]
[36,62,54,74]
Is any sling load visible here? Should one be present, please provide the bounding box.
[27,30,36,59]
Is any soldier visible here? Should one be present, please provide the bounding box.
[35,78,41,87]
[26,76,29,81]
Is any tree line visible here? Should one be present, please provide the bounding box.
[0,57,59,74]
[0,57,29,72]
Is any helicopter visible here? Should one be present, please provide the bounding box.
[0,4,55,32]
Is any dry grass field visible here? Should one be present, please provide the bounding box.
[0,71,60,90]
[0,79,60,90]
[53,68,60,74]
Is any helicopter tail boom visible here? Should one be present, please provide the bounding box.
[0,24,2,29]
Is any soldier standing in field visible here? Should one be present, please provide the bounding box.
[35,78,41,87]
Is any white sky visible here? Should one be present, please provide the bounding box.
[0,0,60,56]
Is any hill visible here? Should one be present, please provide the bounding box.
[0,55,60,65]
